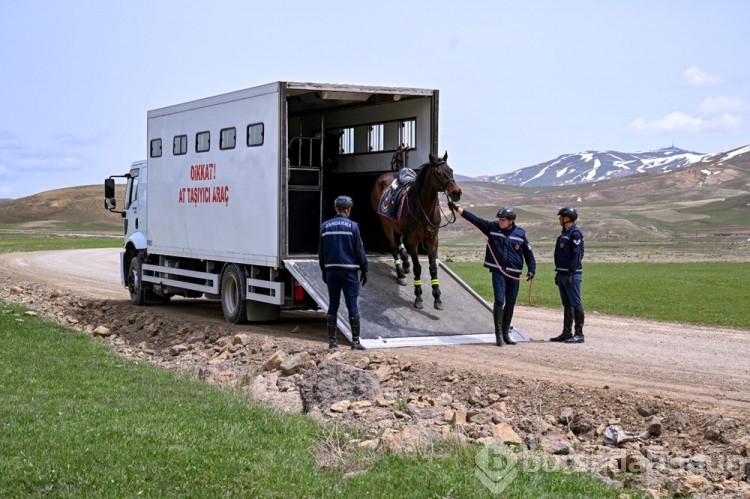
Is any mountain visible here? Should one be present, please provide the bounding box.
[478,146,710,187]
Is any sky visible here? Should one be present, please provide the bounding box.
[1,1,749,199]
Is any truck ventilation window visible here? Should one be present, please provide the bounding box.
[173,135,187,155]
[220,127,236,150]
[400,119,416,149]
[247,123,264,147]
[341,127,354,154]
[196,131,210,153]
[368,124,384,152]
[150,139,162,158]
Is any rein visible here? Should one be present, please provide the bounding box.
[456,215,535,305]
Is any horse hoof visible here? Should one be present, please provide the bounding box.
[397,278,407,286]
[414,301,424,309]
[434,302,443,310]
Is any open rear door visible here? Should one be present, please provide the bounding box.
[283,257,529,348]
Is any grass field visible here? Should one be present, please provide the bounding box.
[0,302,632,498]
[446,261,750,329]
[0,234,121,253]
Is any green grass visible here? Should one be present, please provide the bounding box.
[0,302,632,498]
[0,234,121,253]
[446,261,750,329]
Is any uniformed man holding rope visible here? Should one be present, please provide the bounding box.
[448,201,536,346]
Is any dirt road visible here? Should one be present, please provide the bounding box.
[2,248,749,412]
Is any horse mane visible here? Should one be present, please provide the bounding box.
[413,160,432,190]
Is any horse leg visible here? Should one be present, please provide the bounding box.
[384,226,407,285]
[395,234,411,274]
[408,245,423,309]
[428,253,443,310]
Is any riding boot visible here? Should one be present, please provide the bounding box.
[350,315,366,350]
[565,308,585,344]
[493,302,505,346]
[501,305,517,345]
[326,314,338,349]
[550,307,574,342]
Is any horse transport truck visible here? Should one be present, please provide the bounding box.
[104,81,513,348]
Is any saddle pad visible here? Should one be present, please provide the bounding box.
[377,184,410,223]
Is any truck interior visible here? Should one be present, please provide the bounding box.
[283,86,436,256]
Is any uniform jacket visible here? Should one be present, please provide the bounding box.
[554,223,584,274]
[460,210,536,277]
[319,215,368,273]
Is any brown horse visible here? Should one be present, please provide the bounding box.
[371,152,462,310]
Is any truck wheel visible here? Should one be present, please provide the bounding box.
[128,257,147,306]
[221,264,248,324]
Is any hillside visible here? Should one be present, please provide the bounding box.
[1,157,749,247]
[0,184,123,233]
[441,152,750,246]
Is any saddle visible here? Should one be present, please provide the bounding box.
[377,168,416,222]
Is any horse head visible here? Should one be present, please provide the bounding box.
[428,152,462,202]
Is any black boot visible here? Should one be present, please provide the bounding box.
[501,305,517,345]
[565,308,585,343]
[350,315,366,350]
[326,314,338,349]
[550,307,574,342]
[493,302,504,346]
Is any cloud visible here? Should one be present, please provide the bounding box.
[0,146,83,173]
[628,111,742,133]
[0,131,23,149]
[54,130,108,147]
[699,96,745,114]
[681,66,721,87]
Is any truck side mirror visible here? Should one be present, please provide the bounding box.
[104,178,116,210]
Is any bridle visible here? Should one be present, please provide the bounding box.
[432,160,458,193]
[407,160,459,233]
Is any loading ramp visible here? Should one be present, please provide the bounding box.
[283,257,529,348]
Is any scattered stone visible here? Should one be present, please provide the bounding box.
[93,325,111,337]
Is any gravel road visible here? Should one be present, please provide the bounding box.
[2,248,749,412]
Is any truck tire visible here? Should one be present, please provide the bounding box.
[128,257,147,306]
[221,264,248,324]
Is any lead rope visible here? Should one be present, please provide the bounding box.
[452,208,534,305]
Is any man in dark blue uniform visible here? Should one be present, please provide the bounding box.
[449,202,536,346]
[550,206,585,344]
[319,195,368,350]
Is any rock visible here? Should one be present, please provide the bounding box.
[263,350,286,371]
[666,475,711,496]
[704,427,721,441]
[297,360,381,413]
[350,400,372,410]
[616,452,649,474]
[280,352,311,375]
[539,431,572,455]
[451,411,467,425]
[374,364,392,382]
[491,422,524,447]
[329,400,351,412]
[380,427,433,453]
[637,405,659,417]
[569,414,595,435]
[93,325,111,337]
[558,407,574,424]
[169,343,189,356]
[647,416,662,437]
